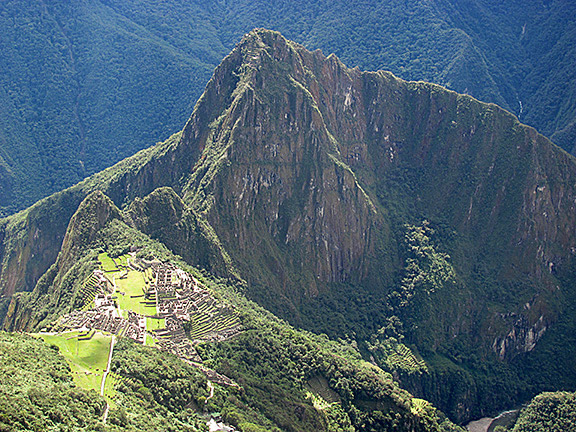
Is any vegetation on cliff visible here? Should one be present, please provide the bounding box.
[0,331,211,432]
[0,202,465,431]
[512,391,576,432]
[0,331,107,431]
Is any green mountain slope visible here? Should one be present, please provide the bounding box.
[512,391,576,432]
[1,0,575,214]
[1,29,575,423]
[0,0,217,214]
[0,193,465,431]
[0,331,210,431]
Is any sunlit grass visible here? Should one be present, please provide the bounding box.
[98,252,118,272]
[114,269,165,331]
[115,271,148,314]
[37,331,112,394]
[147,316,165,331]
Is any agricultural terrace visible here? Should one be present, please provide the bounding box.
[38,331,113,397]
[114,270,165,332]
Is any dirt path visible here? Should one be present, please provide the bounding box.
[205,380,215,406]
[102,403,110,425]
[100,335,116,424]
[100,335,116,396]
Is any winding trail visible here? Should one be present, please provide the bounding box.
[101,335,116,424]
[205,380,215,406]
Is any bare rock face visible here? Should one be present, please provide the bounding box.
[492,314,548,360]
[179,31,381,301]
[172,30,576,346]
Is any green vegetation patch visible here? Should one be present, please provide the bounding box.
[0,331,211,431]
[114,270,148,312]
[113,268,165,330]
[0,332,107,431]
[145,333,156,347]
[37,331,112,394]
[146,316,165,331]
[195,281,465,432]
[369,336,428,375]
[512,391,576,432]
[98,252,120,272]
[108,338,207,431]
[104,371,122,409]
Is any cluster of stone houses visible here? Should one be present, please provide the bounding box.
[145,261,241,360]
[56,256,240,364]
[58,295,146,344]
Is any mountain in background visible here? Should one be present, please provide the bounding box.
[1,0,575,214]
[1,29,575,424]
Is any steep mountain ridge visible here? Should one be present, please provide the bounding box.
[181,33,380,301]
[177,30,576,321]
[1,29,576,422]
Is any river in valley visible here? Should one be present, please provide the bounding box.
[466,409,520,432]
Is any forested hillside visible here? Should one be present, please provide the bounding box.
[0,205,464,431]
[512,391,576,432]
[1,0,574,214]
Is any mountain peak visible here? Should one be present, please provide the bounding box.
[235,28,307,60]
[238,28,288,49]
[179,27,378,297]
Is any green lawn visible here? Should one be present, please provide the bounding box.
[145,333,156,347]
[147,316,165,331]
[37,331,112,394]
[116,271,153,314]
[115,254,129,267]
[104,371,121,408]
[115,271,148,313]
[98,252,118,272]
[115,270,165,331]
[98,252,130,272]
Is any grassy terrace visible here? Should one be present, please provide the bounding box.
[37,331,112,395]
[187,299,240,340]
[78,274,103,310]
[98,252,165,336]
[114,270,165,331]
[98,252,119,272]
[104,371,122,408]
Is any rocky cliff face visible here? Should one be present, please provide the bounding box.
[179,32,379,301]
[172,30,576,351]
[126,186,231,276]
[1,29,575,339]
[2,190,122,330]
